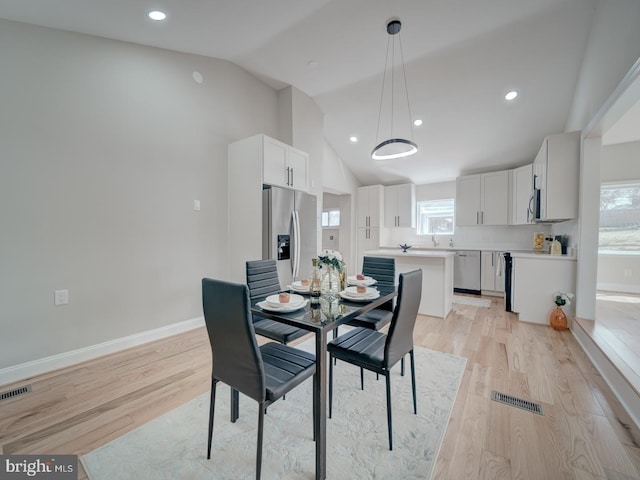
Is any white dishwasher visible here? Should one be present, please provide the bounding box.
[453,250,481,295]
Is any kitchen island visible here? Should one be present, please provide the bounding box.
[365,249,454,318]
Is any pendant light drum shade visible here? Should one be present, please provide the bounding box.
[372,19,418,160]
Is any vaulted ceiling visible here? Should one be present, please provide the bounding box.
[0,0,600,185]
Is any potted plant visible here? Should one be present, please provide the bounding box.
[550,292,574,331]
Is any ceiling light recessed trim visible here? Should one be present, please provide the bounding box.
[148,10,167,21]
[505,90,518,101]
[349,136,358,143]
[413,119,423,127]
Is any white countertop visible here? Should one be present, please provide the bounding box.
[510,251,576,261]
[365,249,455,258]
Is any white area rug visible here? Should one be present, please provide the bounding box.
[82,344,466,480]
[452,294,492,308]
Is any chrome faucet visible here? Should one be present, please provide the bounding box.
[449,237,454,247]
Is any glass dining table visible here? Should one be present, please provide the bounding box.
[243,285,397,480]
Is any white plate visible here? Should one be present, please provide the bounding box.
[339,289,380,302]
[265,293,305,307]
[347,275,377,286]
[343,286,377,297]
[257,299,308,313]
[289,281,310,293]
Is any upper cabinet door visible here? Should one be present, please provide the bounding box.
[481,171,509,225]
[456,175,482,225]
[384,184,416,228]
[288,146,308,191]
[357,185,383,228]
[262,136,289,187]
[262,135,309,191]
[510,164,533,225]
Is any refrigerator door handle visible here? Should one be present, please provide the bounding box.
[292,210,301,278]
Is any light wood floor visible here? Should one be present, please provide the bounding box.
[1,297,640,479]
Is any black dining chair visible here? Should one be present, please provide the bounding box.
[346,256,396,331]
[327,268,422,451]
[202,278,316,480]
[246,259,309,344]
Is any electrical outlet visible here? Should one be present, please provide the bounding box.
[193,199,201,211]
[54,289,69,306]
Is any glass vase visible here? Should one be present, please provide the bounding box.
[549,305,568,331]
[320,265,340,298]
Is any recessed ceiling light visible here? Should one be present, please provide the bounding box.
[148,10,167,21]
[413,119,423,127]
[505,90,518,101]
[349,136,358,143]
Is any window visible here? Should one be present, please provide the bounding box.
[321,210,340,227]
[417,199,454,235]
[599,182,640,252]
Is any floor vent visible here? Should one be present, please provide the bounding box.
[0,385,32,402]
[491,391,544,415]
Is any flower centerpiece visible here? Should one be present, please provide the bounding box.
[550,291,574,331]
[317,249,345,297]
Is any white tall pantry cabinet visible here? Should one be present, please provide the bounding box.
[356,185,384,271]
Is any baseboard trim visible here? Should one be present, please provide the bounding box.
[0,317,205,387]
[571,320,640,433]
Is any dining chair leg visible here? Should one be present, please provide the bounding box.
[360,367,364,390]
[385,373,393,451]
[256,404,265,480]
[410,350,417,414]
[230,388,239,422]
[207,378,217,459]
[401,357,405,376]
[328,354,334,419]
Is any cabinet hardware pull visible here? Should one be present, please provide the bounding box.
[291,167,294,186]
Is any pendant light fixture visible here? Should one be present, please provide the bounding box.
[372,18,418,160]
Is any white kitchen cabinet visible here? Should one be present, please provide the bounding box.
[356,185,383,270]
[481,251,505,294]
[261,135,308,191]
[509,164,533,225]
[456,171,509,225]
[533,131,580,221]
[356,227,380,271]
[511,253,576,325]
[384,183,416,228]
[357,185,384,229]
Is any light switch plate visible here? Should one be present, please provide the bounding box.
[54,289,69,306]
[193,199,201,211]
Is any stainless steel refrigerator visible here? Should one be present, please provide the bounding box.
[262,185,317,286]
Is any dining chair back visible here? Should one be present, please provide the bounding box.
[346,256,396,331]
[245,259,308,344]
[202,277,316,479]
[327,268,422,451]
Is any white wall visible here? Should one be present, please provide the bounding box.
[566,0,640,320]
[601,141,640,182]
[0,19,279,370]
